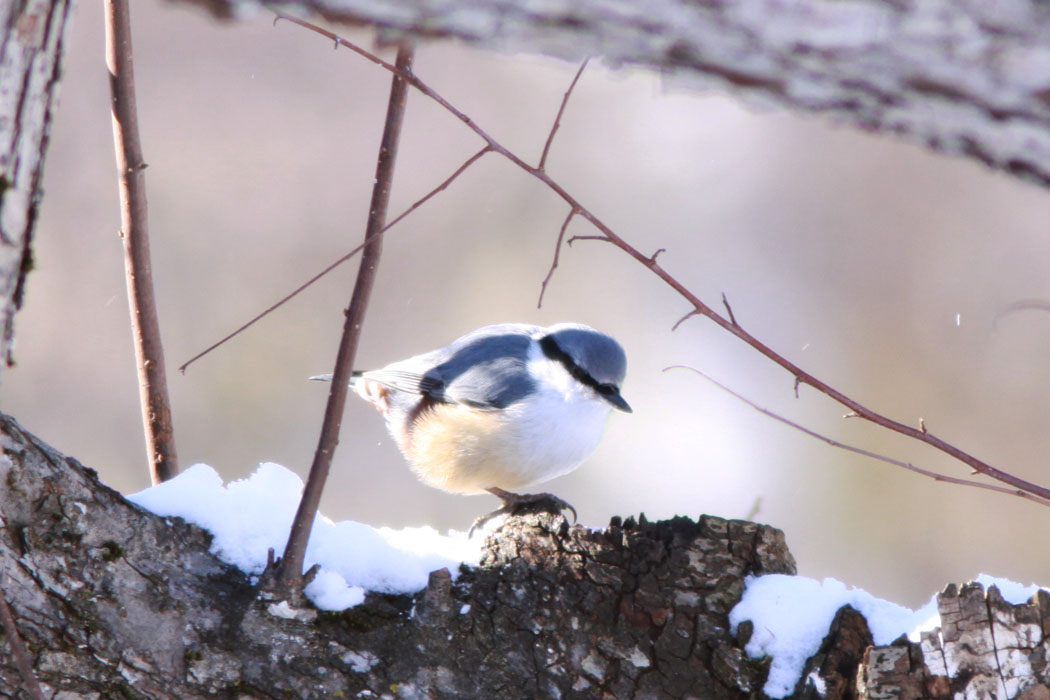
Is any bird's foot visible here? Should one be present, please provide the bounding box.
[468,487,578,537]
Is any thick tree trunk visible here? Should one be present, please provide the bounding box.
[0,0,74,376]
[2,410,1050,699]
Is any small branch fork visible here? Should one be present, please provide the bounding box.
[104,0,178,484]
[196,16,1050,508]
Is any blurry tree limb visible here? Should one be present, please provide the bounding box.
[172,0,1050,189]
[271,44,415,598]
[105,0,179,484]
[0,0,74,378]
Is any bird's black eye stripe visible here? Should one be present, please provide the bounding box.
[539,335,616,396]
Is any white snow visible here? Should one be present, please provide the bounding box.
[729,573,1047,699]
[128,464,1046,694]
[972,572,1044,604]
[128,463,483,611]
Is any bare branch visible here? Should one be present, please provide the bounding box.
[538,59,589,172]
[281,17,1050,503]
[178,146,491,373]
[537,208,576,309]
[0,577,45,700]
[665,365,1050,509]
[104,0,178,484]
[274,43,415,596]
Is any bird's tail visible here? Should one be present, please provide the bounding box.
[308,370,365,385]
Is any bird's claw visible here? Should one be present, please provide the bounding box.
[468,487,577,537]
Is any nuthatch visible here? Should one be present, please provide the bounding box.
[314,323,630,528]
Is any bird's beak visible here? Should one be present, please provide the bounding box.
[309,373,334,383]
[606,391,632,413]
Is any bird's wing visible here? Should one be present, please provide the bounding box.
[356,368,443,397]
[362,324,541,410]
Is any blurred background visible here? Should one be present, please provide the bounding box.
[5,1,1050,609]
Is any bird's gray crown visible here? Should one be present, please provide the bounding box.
[542,323,627,386]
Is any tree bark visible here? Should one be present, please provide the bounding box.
[2,410,1049,699]
[0,0,74,377]
[1,408,789,698]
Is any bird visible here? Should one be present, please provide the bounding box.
[313,322,631,531]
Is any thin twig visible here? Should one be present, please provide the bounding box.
[105,0,178,484]
[993,298,1050,327]
[665,365,1050,508]
[721,292,737,326]
[0,578,45,700]
[281,16,1050,504]
[537,209,576,308]
[744,496,763,522]
[567,235,611,245]
[672,310,699,331]
[179,145,491,373]
[274,44,415,594]
[538,59,589,171]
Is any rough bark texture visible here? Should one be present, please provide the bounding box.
[0,0,73,375]
[3,412,1050,699]
[0,410,794,698]
[167,0,1050,190]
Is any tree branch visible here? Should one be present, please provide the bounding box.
[173,0,1050,191]
[0,0,74,376]
[105,0,179,484]
[538,58,588,172]
[272,44,415,596]
[178,145,489,373]
[666,365,1050,509]
[537,208,576,308]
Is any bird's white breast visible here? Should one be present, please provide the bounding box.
[402,340,614,494]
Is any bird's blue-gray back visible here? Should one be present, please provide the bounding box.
[369,324,542,410]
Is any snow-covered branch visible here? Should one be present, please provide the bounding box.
[3,410,1050,699]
